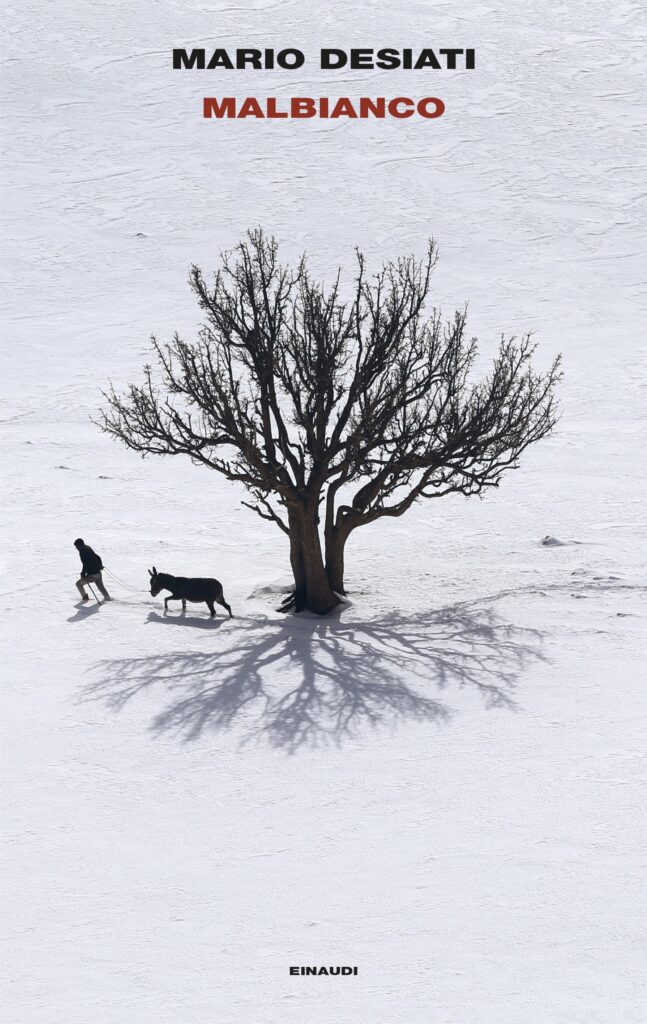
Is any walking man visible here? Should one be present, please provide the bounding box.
[74,538,111,602]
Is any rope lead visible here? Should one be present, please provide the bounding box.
[102,567,147,593]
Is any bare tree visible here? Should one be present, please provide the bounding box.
[99,229,561,615]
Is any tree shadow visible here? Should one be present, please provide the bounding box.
[82,599,546,752]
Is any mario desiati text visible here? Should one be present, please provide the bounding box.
[173,47,475,71]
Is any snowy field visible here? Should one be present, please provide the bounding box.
[2,2,646,1022]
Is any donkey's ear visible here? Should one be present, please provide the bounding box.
[152,566,157,575]
[148,568,154,578]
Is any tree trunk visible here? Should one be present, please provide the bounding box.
[288,512,308,612]
[325,517,354,596]
[288,505,340,615]
[325,530,346,595]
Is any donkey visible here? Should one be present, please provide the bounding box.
[148,567,233,618]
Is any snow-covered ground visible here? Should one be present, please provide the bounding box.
[2,2,646,1022]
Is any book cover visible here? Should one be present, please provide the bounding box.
[2,3,645,1022]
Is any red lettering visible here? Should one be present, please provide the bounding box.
[292,97,316,118]
[266,98,288,119]
[359,97,386,118]
[417,97,445,119]
[203,97,235,118]
[238,97,265,118]
[330,97,358,118]
[388,97,415,119]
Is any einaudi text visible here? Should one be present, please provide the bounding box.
[290,966,359,976]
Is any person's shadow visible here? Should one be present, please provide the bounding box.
[82,598,546,752]
[67,602,101,622]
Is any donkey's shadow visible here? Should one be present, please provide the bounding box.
[83,599,547,752]
[146,611,225,630]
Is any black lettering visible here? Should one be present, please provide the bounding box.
[350,49,374,68]
[206,49,234,70]
[321,48,347,69]
[277,48,304,69]
[415,49,441,70]
[439,48,462,70]
[173,49,205,70]
[236,49,262,69]
[375,48,401,69]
